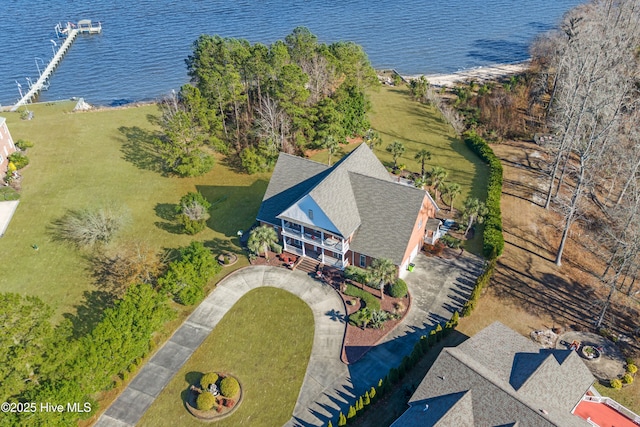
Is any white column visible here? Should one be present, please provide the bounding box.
[321,249,325,263]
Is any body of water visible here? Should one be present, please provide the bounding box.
[0,0,583,107]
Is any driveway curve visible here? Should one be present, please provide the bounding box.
[95,266,347,427]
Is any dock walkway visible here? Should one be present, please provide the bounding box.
[10,20,101,112]
[10,29,78,111]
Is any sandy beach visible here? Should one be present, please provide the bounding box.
[402,61,530,87]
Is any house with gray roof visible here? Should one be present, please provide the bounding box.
[392,322,595,427]
[256,143,438,274]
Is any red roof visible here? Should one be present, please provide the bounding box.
[574,400,640,427]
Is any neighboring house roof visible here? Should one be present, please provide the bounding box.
[393,322,594,427]
[257,143,432,264]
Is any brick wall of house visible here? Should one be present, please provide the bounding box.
[0,120,16,175]
[400,194,437,268]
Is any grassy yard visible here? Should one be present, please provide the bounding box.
[312,85,489,254]
[138,287,314,427]
[0,102,269,319]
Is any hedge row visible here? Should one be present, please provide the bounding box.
[463,130,504,258]
[327,313,459,426]
[461,259,496,317]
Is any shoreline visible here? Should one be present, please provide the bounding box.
[4,60,532,112]
[397,60,531,87]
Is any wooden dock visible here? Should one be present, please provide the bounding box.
[10,21,101,111]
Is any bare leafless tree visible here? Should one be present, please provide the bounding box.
[255,95,293,154]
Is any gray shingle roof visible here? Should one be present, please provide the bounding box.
[257,144,431,264]
[349,172,428,265]
[256,153,329,226]
[395,322,593,427]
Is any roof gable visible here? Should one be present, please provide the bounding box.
[278,194,341,235]
[256,153,329,225]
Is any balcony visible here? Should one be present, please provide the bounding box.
[281,225,349,254]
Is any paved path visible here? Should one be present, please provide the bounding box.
[0,200,19,237]
[95,266,347,427]
[96,252,483,427]
[289,252,483,426]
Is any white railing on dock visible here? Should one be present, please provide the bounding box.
[10,28,79,111]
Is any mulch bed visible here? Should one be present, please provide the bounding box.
[248,255,412,364]
[318,269,411,364]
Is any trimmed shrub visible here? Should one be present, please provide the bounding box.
[610,378,623,389]
[344,284,380,311]
[347,405,356,419]
[220,376,240,398]
[435,324,443,341]
[200,372,219,390]
[622,374,634,384]
[196,392,216,411]
[344,266,368,284]
[356,396,363,411]
[8,152,29,170]
[369,386,376,400]
[327,421,333,427]
[388,278,408,298]
[338,412,347,426]
[463,130,504,258]
[15,139,34,151]
[626,363,637,374]
[179,216,207,235]
[363,391,370,406]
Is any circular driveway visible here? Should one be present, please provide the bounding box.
[95,266,347,427]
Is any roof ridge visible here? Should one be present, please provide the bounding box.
[277,151,331,168]
[446,348,558,425]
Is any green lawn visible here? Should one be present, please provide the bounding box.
[138,287,314,427]
[0,102,269,319]
[312,85,489,254]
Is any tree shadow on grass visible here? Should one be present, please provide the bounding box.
[182,371,204,407]
[204,237,239,255]
[154,202,183,234]
[63,290,116,339]
[118,126,164,173]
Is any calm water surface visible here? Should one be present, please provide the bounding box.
[0,0,583,107]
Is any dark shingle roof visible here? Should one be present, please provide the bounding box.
[256,153,329,226]
[257,144,431,264]
[349,172,428,264]
[395,322,593,427]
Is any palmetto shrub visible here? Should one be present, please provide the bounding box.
[52,207,128,247]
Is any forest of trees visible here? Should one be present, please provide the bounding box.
[530,0,640,326]
[156,27,379,175]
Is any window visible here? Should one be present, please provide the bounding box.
[308,209,314,220]
[359,254,366,267]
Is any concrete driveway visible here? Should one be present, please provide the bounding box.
[96,252,483,427]
[95,266,347,427]
[289,252,484,426]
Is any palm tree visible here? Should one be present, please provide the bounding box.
[364,129,382,150]
[386,141,405,169]
[442,182,462,213]
[462,197,488,237]
[360,307,372,330]
[427,166,448,202]
[367,258,397,299]
[323,135,340,166]
[248,225,278,260]
[414,149,432,178]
